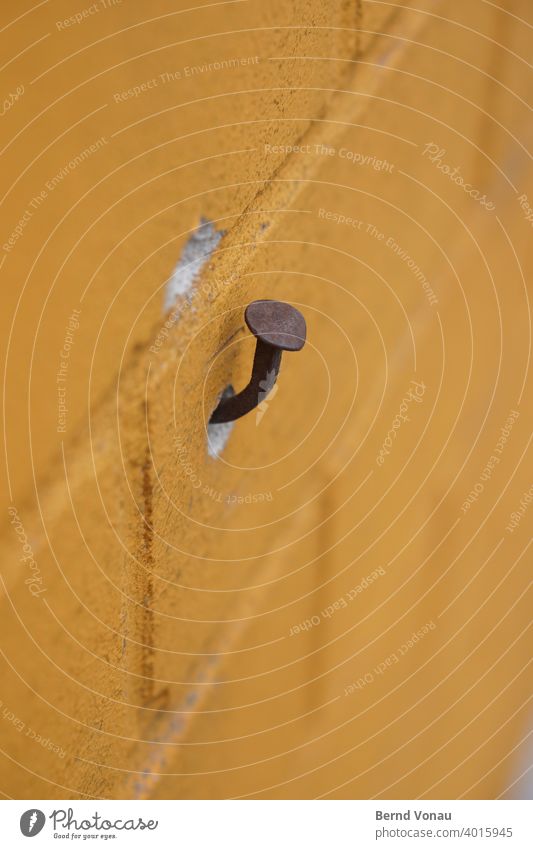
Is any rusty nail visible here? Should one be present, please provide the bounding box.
[209,299,307,424]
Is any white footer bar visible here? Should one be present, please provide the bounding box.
[1,799,532,848]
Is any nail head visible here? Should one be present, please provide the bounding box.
[245,299,306,351]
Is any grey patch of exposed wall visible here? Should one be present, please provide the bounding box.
[207,419,234,458]
[164,217,225,312]
[207,387,235,458]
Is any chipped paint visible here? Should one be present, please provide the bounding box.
[207,419,234,458]
[207,386,235,457]
[163,217,225,312]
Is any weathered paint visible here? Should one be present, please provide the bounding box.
[163,217,225,312]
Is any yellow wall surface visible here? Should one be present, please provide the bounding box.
[0,0,531,800]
